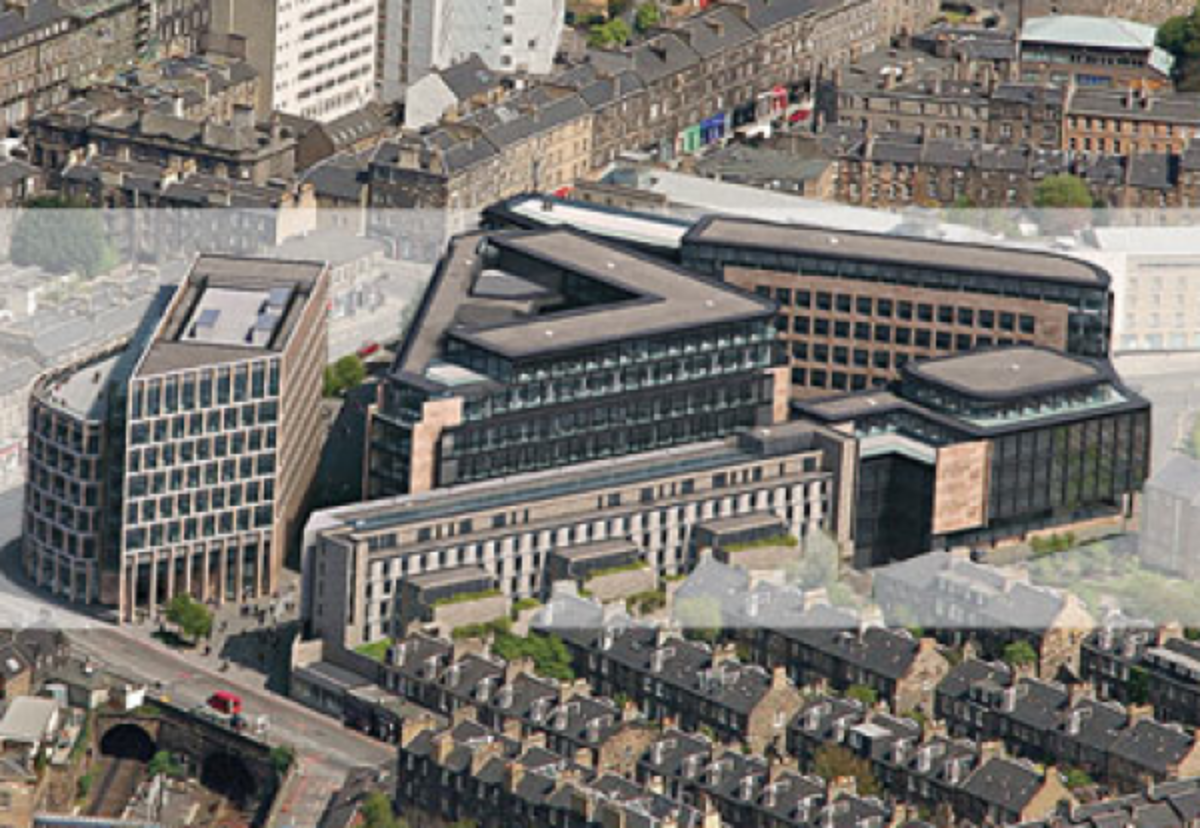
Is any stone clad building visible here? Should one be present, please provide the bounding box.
[24,256,329,619]
[304,419,855,649]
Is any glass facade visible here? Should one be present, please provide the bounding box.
[371,317,780,497]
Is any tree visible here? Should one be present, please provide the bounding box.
[10,196,118,278]
[361,792,406,828]
[811,744,880,797]
[589,17,631,48]
[270,744,296,777]
[1032,174,1095,235]
[846,684,878,707]
[164,593,213,644]
[634,2,660,31]
[1064,767,1094,790]
[1002,639,1039,670]
[675,596,723,644]
[323,354,367,397]
[1158,4,1200,90]
[148,750,184,779]
[1033,174,1093,210]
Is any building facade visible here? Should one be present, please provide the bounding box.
[23,256,329,619]
[378,0,565,102]
[366,227,788,499]
[304,420,855,648]
[208,0,378,121]
[797,346,1150,566]
[681,216,1114,399]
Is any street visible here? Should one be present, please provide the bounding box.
[0,487,392,827]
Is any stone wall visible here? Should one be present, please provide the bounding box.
[584,567,657,604]
[428,593,510,636]
[1023,0,1192,24]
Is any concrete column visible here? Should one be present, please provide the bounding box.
[234,542,245,604]
[148,552,159,617]
[218,542,228,606]
[124,563,136,623]
[165,551,176,603]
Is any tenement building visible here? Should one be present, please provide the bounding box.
[681,217,1113,398]
[24,257,329,619]
[303,420,856,648]
[365,227,788,499]
[796,346,1150,566]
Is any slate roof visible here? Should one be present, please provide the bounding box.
[960,757,1045,814]
[1109,719,1196,775]
[439,54,501,101]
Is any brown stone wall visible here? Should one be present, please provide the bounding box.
[427,594,510,637]
[584,567,658,604]
[932,441,992,536]
[1023,0,1192,24]
[409,396,464,494]
[726,269,1071,398]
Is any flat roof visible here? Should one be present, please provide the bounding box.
[685,216,1110,288]
[494,194,690,249]
[453,229,775,359]
[136,255,325,377]
[549,539,639,562]
[50,352,123,420]
[313,424,836,539]
[406,565,494,590]
[905,346,1108,400]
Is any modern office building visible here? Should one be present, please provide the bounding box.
[208,0,378,121]
[681,216,1114,399]
[24,256,329,620]
[305,420,856,648]
[796,346,1150,567]
[377,0,565,102]
[365,227,789,499]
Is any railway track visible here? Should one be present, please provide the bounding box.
[87,758,142,817]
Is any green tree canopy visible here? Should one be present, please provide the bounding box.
[164,593,213,643]
[323,354,368,397]
[811,744,880,797]
[361,791,410,828]
[1002,639,1039,669]
[634,2,660,31]
[1033,174,1094,210]
[1158,3,1200,90]
[589,17,631,47]
[846,684,878,707]
[148,750,185,779]
[10,196,118,279]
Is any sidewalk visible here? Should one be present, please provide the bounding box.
[121,577,302,697]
